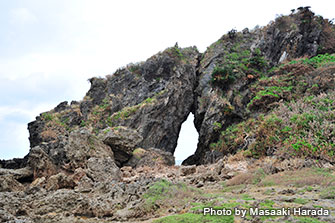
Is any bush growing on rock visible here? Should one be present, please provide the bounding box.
[211,91,335,162]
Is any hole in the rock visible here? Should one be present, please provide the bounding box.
[174,113,198,165]
[17,175,34,184]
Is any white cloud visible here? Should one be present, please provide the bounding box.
[0,102,60,159]
[0,106,31,122]
[10,8,38,25]
[0,120,30,159]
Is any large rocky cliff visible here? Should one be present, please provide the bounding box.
[3,7,335,172]
[186,7,335,164]
[27,46,199,170]
[1,7,335,223]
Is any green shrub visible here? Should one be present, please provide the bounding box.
[42,113,54,121]
[80,120,86,127]
[211,48,267,89]
[211,91,335,161]
[290,53,335,68]
[211,65,236,87]
[293,198,309,205]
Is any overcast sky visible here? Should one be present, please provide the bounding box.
[0,0,334,161]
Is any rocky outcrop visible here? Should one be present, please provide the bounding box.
[21,8,335,169]
[25,46,199,175]
[126,148,175,168]
[0,156,28,169]
[100,126,143,166]
[0,175,24,192]
[80,46,199,155]
[2,6,335,180]
[184,7,335,165]
[1,7,335,223]
[0,167,32,192]
[1,153,334,222]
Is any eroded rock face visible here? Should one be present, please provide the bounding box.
[126,148,175,168]
[0,175,24,192]
[1,8,335,223]
[5,8,335,171]
[26,128,120,188]
[184,8,335,165]
[83,47,199,154]
[100,127,143,166]
[0,156,28,169]
[87,157,121,182]
[24,46,199,174]
[64,128,115,171]
[28,146,58,179]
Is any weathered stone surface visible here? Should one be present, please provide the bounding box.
[45,173,76,191]
[185,8,335,165]
[54,101,69,113]
[126,147,175,168]
[100,127,143,166]
[26,128,119,184]
[180,165,196,176]
[0,175,24,192]
[87,157,121,182]
[1,8,335,223]
[28,146,58,179]
[0,167,33,183]
[64,128,115,171]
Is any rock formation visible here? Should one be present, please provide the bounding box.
[1,7,335,222]
[12,8,331,169]
[185,7,335,164]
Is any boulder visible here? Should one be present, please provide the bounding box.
[126,147,175,168]
[0,167,33,183]
[87,157,121,182]
[27,146,57,179]
[0,175,24,192]
[180,165,196,176]
[63,128,115,171]
[26,128,119,183]
[45,173,76,191]
[100,127,143,166]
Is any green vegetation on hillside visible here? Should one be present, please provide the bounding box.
[143,179,201,211]
[210,53,335,162]
[211,48,267,89]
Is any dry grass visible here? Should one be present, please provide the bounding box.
[274,15,297,32]
[225,172,254,186]
[225,168,266,186]
[260,168,335,187]
[226,151,246,162]
[226,167,335,188]
[142,179,202,214]
[40,129,58,141]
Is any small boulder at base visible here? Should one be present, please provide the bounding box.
[100,127,143,166]
[126,147,175,168]
[180,165,196,176]
[0,175,24,192]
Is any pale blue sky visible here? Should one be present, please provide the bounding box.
[0,0,333,160]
